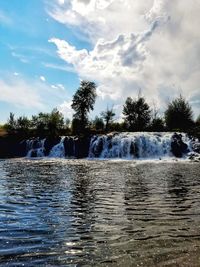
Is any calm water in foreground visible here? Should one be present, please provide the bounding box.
[0,159,200,267]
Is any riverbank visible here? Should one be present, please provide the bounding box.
[0,134,25,158]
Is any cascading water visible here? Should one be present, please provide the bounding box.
[88,132,193,159]
[49,137,65,158]
[26,138,46,158]
[25,132,199,160]
[25,136,88,159]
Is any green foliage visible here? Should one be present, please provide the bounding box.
[2,86,199,137]
[92,116,104,131]
[165,96,194,131]
[101,107,115,131]
[5,113,32,136]
[32,109,64,136]
[109,122,125,132]
[71,118,83,135]
[150,118,165,132]
[31,112,50,135]
[16,116,31,136]
[4,112,17,134]
[16,116,30,129]
[71,81,97,133]
[123,96,151,131]
[48,108,64,136]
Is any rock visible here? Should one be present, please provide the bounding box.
[192,142,200,153]
[64,137,75,157]
[18,140,27,157]
[188,152,200,161]
[74,137,90,158]
[32,138,41,149]
[171,133,189,158]
[44,136,61,156]
[29,149,37,157]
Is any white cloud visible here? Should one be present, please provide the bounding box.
[47,0,154,42]
[48,0,200,118]
[11,52,29,64]
[40,76,46,82]
[0,78,44,109]
[58,100,73,119]
[0,76,69,114]
[51,83,65,91]
[14,72,19,76]
[57,0,65,5]
[42,62,75,73]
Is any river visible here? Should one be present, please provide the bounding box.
[0,159,200,266]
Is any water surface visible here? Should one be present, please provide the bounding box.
[0,159,200,266]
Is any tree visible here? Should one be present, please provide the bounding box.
[71,81,97,133]
[150,118,165,132]
[31,112,50,136]
[71,118,83,135]
[47,108,64,136]
[196,115,200,126]
[92,116,104,131]
[5,112,17,134]
[165,95,194,131]
[31,109,64,136]
[101,107,115,132]
[16,116,31,135]
[123,96,151,131]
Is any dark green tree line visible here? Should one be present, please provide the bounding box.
[3,81,199,138]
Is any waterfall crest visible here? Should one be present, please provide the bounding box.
[88,132,193,159]
[24,132,199,160]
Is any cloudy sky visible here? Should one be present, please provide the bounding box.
[0,0,199,123]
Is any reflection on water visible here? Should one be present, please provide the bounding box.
[0,159,200,266]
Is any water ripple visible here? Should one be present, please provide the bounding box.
[0,159,200,266]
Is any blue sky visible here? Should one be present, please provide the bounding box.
[0,0,90,122]
[0,0,200,123]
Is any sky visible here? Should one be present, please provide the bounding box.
[0,0,200,123]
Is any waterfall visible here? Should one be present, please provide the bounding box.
[25,136,88,159]
[25,132,198,160]
[26,138,46,157]
[88,132,193,159]
[49,137,65,158]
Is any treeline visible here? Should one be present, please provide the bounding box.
[3,80,200,138]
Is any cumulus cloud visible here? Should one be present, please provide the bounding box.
[58,100,73,119]
[48,0,200,118]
